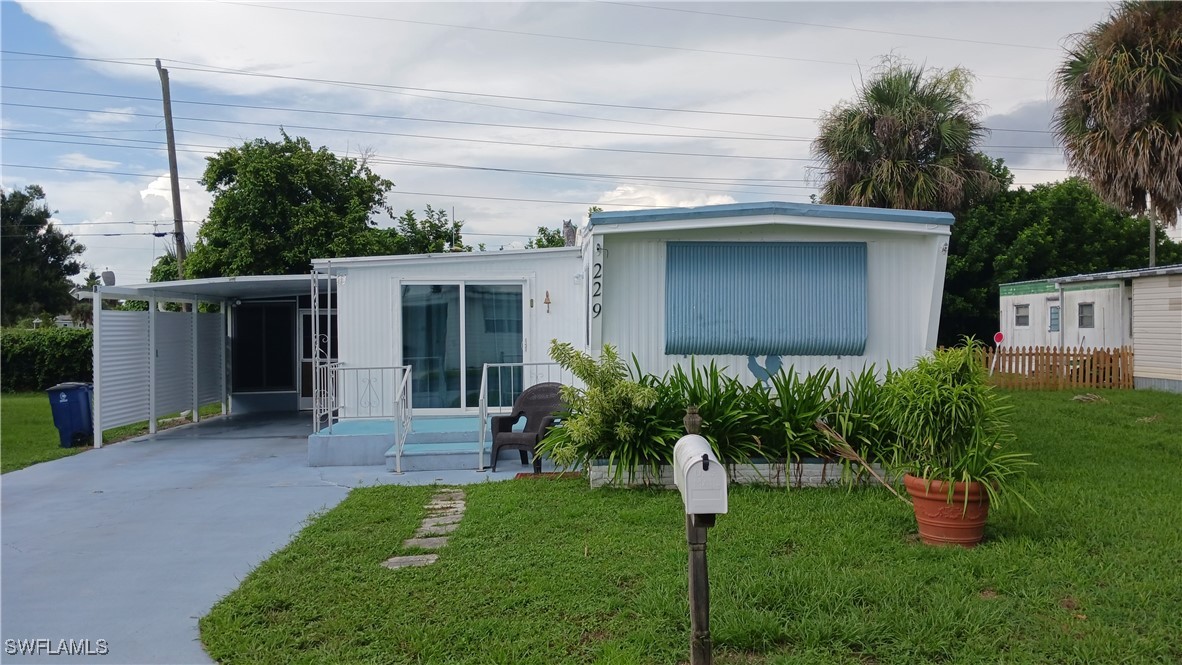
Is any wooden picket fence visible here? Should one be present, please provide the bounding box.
[982,346,1134,390]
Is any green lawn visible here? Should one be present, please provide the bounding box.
[1,392,224,473]
[0,392,86,473]
[200,390,1182,664]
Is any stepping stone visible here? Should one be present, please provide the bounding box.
[415,522,459,537]
[422,514,463,527]
[427,500,465,511]
[404,536,449,549]
[434,489,465,498]
[382,554,438,569]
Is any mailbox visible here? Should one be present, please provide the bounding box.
[673,434,728,516]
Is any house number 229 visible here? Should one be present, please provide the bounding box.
[591,262,603,318]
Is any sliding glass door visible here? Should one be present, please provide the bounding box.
[401,283,523,410]
[465,285,523,408]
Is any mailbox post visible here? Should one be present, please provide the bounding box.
[673,407,728,665]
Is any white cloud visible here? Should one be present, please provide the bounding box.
[57,153,120,169]
[84,107,138,125]
[7,0,1119,277]
[597,185,736,209]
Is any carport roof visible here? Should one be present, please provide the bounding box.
[92,274,328,302]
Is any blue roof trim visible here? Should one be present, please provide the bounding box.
[589,200,954,228]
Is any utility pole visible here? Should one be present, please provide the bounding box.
[156,59,186,279]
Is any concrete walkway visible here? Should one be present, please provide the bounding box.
[1,413,536,664]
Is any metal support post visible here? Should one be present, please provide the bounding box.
[687,514,714,665]
[192,297,200,422]
[148,296,157,434]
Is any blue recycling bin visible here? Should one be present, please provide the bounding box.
[47,382,94,448]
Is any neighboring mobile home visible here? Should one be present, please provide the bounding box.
[998,264,1182,393]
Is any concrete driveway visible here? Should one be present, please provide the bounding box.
[1,413,516,664]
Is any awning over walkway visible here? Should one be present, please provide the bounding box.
[89,274,334,447]
[92,274,330,303]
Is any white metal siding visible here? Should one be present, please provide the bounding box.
[96,308,224,432]
[97,310,149,430]
[598,224,946,381]
[333,251,585,410]
[1133,274,1182,381]
[197,314,224,405]
[154,312,193,416]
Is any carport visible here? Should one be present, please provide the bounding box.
[90,274,335,447]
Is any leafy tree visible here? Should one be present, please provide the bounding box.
[1,185,85,325]
[149,249,180,283]
[381,205,470,254]
[941,175,1182,345]
[813,58,999,213]
[69,270,102,327]
[1054,1,1182,266]
[186,132,396,277]
[525,226,566,249]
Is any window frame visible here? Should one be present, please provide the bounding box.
[1078,302,1095,329]
[1014,304,1030,328]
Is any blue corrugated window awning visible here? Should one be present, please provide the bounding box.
[665,242,868,356]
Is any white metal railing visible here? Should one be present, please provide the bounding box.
[326,366,414,473]
[477,362,574,470]
[335,366,412,420]
[313,360,339,429]
[390,368,413,473]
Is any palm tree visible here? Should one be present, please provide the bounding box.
[812,59,999,213]
[1053,1,1182,267]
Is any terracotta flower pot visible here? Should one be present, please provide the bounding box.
[903,473,989,547]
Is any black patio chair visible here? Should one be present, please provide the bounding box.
[489,382,564,473]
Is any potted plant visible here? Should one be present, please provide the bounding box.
[881,340,1034,546]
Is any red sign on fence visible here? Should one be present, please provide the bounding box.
[993,331,1004,345]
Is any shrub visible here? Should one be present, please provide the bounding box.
[665,359,766,463]
[1,327,93,392]
[828,365,891,461]
[768,367,835,461]
[538,342,681,480]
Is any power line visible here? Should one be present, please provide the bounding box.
[3,231,168,237]
[4,85,1068,146]
[2,50,1055,133]
[2,134,820,197]
[0,85,812,143]
[220,2,855,68]
[1,162,199,180]
[385,190,809,206]
[1,102,814,162]
[4,161,816,207]
[5,101,1067,170]
[3,129,822,186]
[597,2,1059,52]
[220,2,1048,83]
[52,220,171,226]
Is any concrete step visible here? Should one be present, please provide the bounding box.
[404,429,480,444]
[385,440,490,472]
[403,416,482,445]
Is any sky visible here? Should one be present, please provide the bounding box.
[0,1,1145,285]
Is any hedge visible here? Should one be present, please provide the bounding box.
[1,328,93,392]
